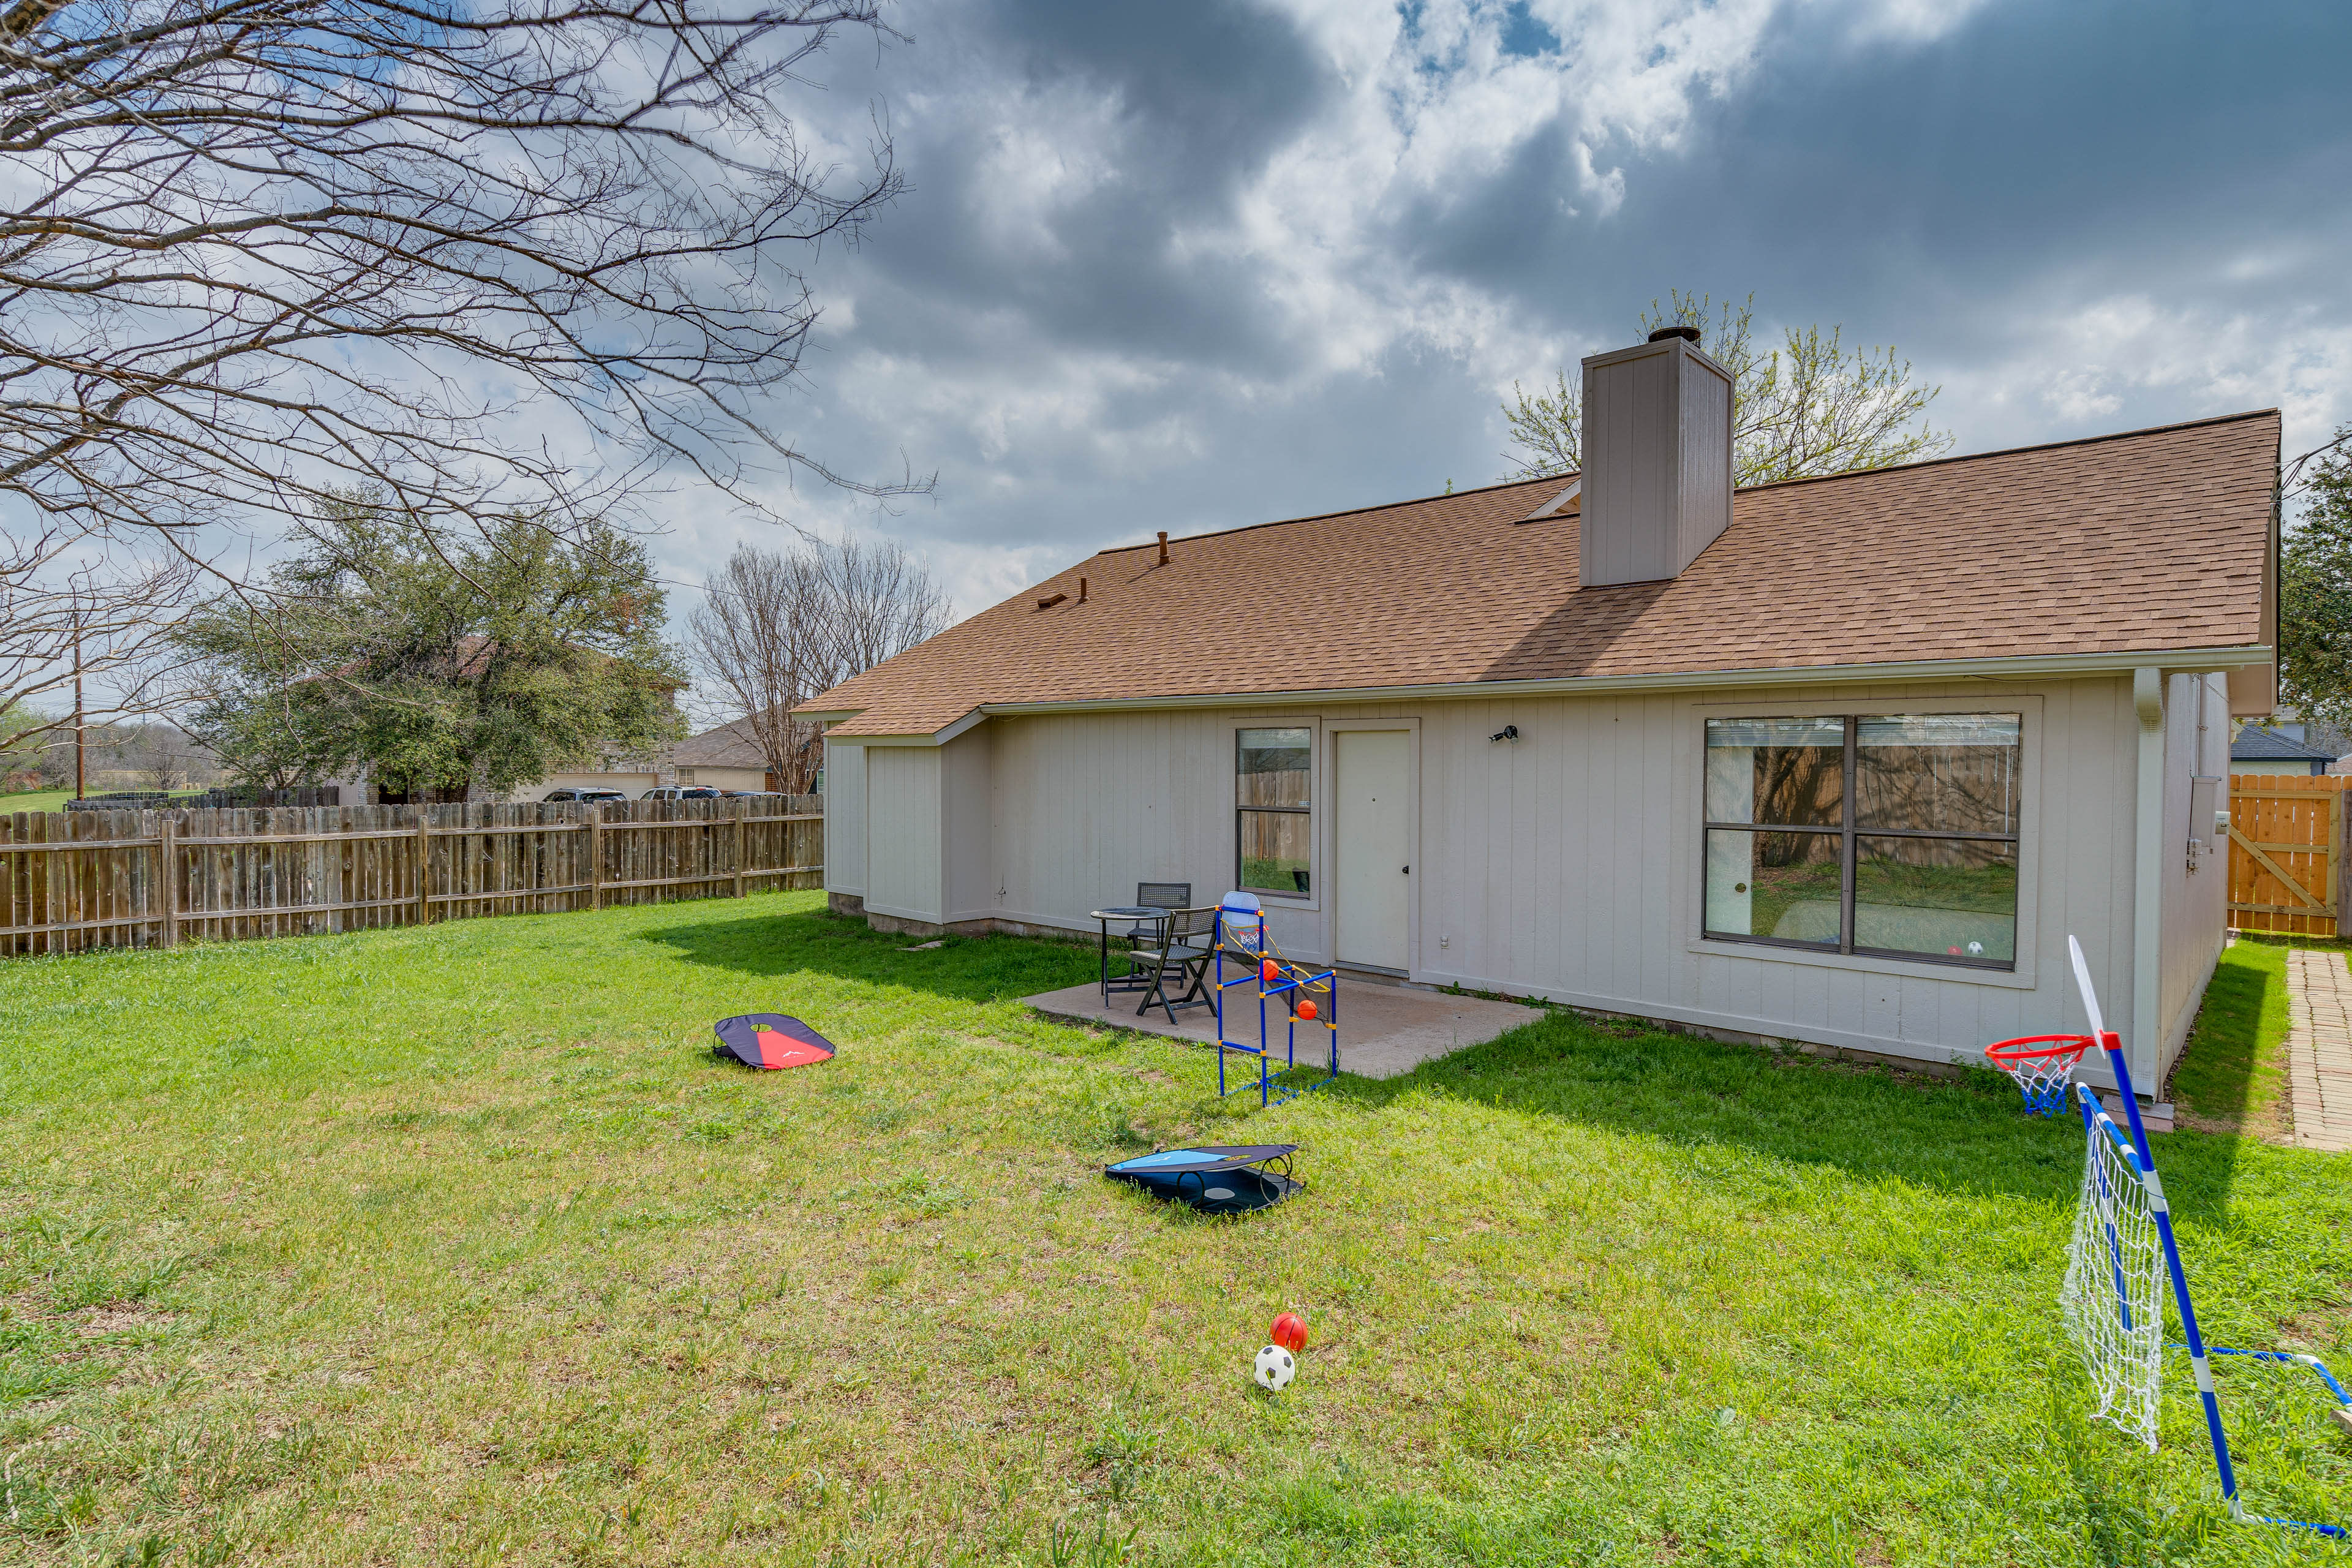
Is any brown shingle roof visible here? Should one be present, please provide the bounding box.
[673,716,768,769]
[802,410,2279,736]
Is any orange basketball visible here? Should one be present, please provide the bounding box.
[1297,1000,1317,1022]
[1261,958,1280,983]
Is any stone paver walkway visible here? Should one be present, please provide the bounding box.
[2284,947,2352,1152]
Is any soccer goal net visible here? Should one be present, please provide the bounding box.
[2060,1090,2166,1450]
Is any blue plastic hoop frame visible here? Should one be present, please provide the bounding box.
[1211,902,1340,1108]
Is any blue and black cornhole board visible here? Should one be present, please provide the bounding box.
[713,1013,836,1071]
[1104,1145,1301,1215]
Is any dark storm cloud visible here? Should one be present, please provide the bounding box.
[823,0,1336,372]
[663,0,2352,616]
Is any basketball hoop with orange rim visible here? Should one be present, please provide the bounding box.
[1986,1031,2107,1116]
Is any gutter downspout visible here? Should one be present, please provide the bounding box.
[2132,666,2166,1097]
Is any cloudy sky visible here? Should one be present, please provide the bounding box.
[658,0,2352,628]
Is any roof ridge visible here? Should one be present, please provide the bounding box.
[1085,409,2279,559]
[1091,472,1570,557]
[1732,408,2280,494]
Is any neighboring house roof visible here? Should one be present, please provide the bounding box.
[2231,725,2337,764]
[673,717,769,770]
[802,410,2280,738]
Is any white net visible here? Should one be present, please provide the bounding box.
[2060,1102,2166,1450]
[1218,908,1265,957]
[1990,1039,2088,1116]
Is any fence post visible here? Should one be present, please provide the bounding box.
[733,802,745,900]
[590,807,605,911]
[2323,790,2342,940]
[414,810,432,927]
[158,816,178,949]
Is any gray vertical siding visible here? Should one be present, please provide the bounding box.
[862,745,942,921]
[2155,672,2231,1079]
[843,670,2233,1073]
[822,740,866,898]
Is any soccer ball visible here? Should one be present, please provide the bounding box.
[1253,1343,1295,1392]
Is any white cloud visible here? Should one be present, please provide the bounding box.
[647,0,2340,633]
[1935,293,2352,465]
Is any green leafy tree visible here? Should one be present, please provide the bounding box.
[175,500,684,798]
[2280,428,2352,732]
[1502,292,1953,485]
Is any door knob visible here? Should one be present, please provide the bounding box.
[1402,865,1410,874]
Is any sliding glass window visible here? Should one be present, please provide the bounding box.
[1703,714,2021,968]
[1237,728,1311,897]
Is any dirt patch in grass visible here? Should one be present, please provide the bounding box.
[67,1305,179,1339]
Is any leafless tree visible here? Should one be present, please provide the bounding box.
[0,0,926,587]
[1503,292,1953,485]
[689,537,944,790]
[0,530,192,779]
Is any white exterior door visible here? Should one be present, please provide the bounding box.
[1335,729,1411,971]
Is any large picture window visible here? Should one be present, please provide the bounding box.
[1238,727,1311,897]
[1703,713,2021,968]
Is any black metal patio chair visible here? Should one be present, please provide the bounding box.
[1133,903,1217,1023]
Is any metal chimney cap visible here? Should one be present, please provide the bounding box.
[1647,325,1700,345]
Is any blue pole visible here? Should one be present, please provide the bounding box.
[2095,1031,2246,1520]
[2068,937,2343,1539]
[2076,1085,2136,1335]
[1223,930,1242,1104]
[1256,914,1269,1107]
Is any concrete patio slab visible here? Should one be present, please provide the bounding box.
[1023,976,1546,1080]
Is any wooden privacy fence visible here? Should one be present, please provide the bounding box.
[2228,774,2351,938]
[0,796,822,957]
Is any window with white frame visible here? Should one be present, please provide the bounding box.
[1237,727,1311,897]
[1702,714,2022,967]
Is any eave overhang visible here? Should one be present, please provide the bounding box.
[811,644,2274,745]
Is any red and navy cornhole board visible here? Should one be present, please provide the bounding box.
[713,1013,836,1071]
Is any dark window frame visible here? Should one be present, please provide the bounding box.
[1236,726,1313,900]
[1702,713,2022,971]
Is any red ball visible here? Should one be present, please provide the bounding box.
[1296,999,1317,1022]
[1261,958,1280,984]
[1270,1311,1308,1353]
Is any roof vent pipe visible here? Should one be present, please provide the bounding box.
[1578,331,1733,587]
[1156,531,1169,566]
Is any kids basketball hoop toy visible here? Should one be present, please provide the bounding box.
[2054,935,2350,1538]
[1211,892,1339,1108]
[1983,1032,2095,1116]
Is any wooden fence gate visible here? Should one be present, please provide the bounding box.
[1,796,822,958]
[2228,773,2352,938]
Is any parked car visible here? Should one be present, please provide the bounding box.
[639,786,723,801]
[543,786,626,803]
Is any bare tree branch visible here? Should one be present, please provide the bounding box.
[688,535,941,790]
[0,524,193,761]
[0,0,930,589]
[1502,292,1953,486]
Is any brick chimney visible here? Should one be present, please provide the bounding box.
[1577,326,1734,587]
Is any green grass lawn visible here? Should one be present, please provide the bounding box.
[1,789,72,814]
[4,894,2351,1566]
[2169,939,2298,1138]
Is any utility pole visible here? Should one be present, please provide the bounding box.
[71,593,85,802]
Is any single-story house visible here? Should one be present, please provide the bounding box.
[523,720,778,801]
[801,331,2277,1095]
[669,717,783,794]
[2228,722,2342,777]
